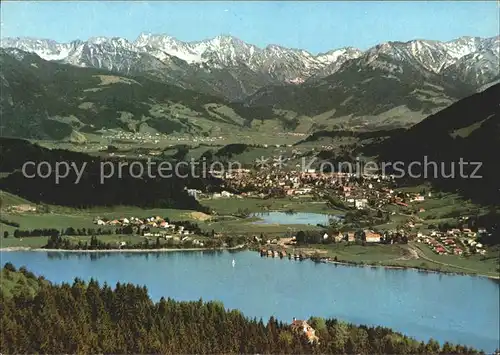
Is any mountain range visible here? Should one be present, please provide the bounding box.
[0,48,272,140]
[1,34,367,101]
[1,33,499,138]
[3,34,498,97]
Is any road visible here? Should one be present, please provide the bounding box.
[408,242,486,274]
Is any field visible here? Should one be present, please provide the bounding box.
[200,196,337,215]
[0,234,147,249]
[0,191,32,207]
[0,204,204,236]
[33,129,305,157]
[0,195,336,248]
[372,187,488,233]
[410,242,499,277]
[196,196,339,237]
[200,218,322,238]
[315,243,405,262]
[1,195,334,229]
[286,242,499,278]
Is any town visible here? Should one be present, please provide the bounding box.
[186,167,493,258]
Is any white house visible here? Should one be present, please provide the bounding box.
[186,189,200,200]
[355,199,368,209]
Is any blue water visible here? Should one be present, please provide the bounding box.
[2,250,499,352]
[251,211,340,225]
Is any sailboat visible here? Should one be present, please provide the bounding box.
[232,259,236,267]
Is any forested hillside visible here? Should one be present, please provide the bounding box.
[0,49,269,139]
[369,83,500,205]
[0,264,485,354]
[0,138,221,210]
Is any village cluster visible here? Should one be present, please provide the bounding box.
[92,216,206,246]
[415,229,488,256]
[102,131,225,145]
[190,169,493,255]
[207,168,420,211]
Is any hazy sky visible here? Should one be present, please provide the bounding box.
[1,1,498,54]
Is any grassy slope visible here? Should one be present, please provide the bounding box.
[290,242,499,278]
[0,267,46,298]
[1,50,257,139]
[246,54,475,128]
[0,189,205,244]
[201,196,334,215]
[0,191,32,207]
[371,83,500,205]
[0,205,198,232]
[0,195,335,246]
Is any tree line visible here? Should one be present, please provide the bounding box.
[6,219,208,240]
[43,235,226,251]
[0,137,221,211]
[1,264,487,355]
[294,230,408,245]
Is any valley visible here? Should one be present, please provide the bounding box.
[1,34,498,141]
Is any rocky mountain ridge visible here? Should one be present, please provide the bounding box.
[2,34,498,100]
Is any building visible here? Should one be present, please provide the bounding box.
[186,189,200,200]
[365,231,381,243]
[291,318,319,344]
[355,198,368,209]
[8,204,37,213]
[412,195,425,202]
[435,246,446,255]
[96,219,106,226]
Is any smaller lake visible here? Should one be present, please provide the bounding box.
[251,211,341,226]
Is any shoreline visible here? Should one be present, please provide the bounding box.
[0,245,246,253]
[253,247,499,280]
[320,258,500,281]
[2,245,498,280]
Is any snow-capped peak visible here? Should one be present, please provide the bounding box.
[87,36,110,45]
[1,33,498,94]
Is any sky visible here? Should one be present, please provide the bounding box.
[1,1,498,54]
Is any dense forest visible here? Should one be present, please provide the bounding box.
[0,264,488,354]
[0,138,222,210]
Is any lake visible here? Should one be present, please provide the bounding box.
[251,211,341,225]
[2,250,499,352]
